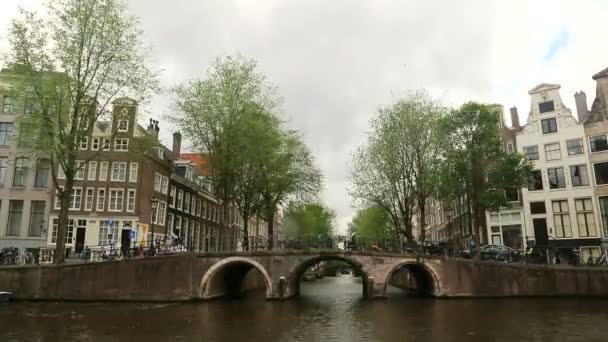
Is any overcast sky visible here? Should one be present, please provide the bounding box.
[1,0,607,233]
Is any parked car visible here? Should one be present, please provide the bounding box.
[459,245,521,262]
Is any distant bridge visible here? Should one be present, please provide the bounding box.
[2,250,608,301]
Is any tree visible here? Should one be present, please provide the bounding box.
[231,104,282,250]
[350,206,393,243]
[4,0,156,264]
[349,91,445,243]
[282,203,335,238]
[257,131,323,248]
[173,54,280,250]
[438,102,532,256]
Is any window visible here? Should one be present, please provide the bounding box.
[75,160,85,180]
[161,176,169,194]
[118,120,129,132]
[154,173,162,192]
[155,201,166,225]
[0,122,14,145]
[541,118,557,134]
[505,188,519,202]
[99,161,109,181]
[530,201,546,214]
[108,189,124,212]
[552,200,572,238]
[0,157,7,186]
[566,139,584,155]
[547,167,566,189]
[2,95,15,113]
[91,137,100,150]
[84,188,94,211]
[593,162,608,185]
[570,165,589,187]
[127,189,136,212]
[197,198,202,217]
[67,188,82,210]
[523,146,539,161]
[575,198,596,237]
[87,161,97,181]
[13,158,28,187]
[97,189,106,211]
[24,98,38,114]
[177,189,183,210]
[191,196,196,216]
[169,186,176,208]
[129,162,138,183]
[185,166,193,181]
[34,159,50,188]
[184,193,190,213]
[539,100,555,113]
[114,138,128,151]
[102,138,111,151]
[167,213,174,233]
[598,197,608,239]
[544,143,561,161]
[51,218,77,244]
[98,220,119,246]
[589,135,608,153]
[78,136,88,150]
[581,247,602,264]
[506,143,514,154]
[28,201,45,237]
[111,162,127,181]
[6,200,24,236]
[527,170,543,191]
[175,216,182,236]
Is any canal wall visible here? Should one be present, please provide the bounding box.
[435,259,608,298]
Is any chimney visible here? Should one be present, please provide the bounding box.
[510,106,520,128]
[147,118,159,138]
[574,91,589,123]
[172,131,182,160]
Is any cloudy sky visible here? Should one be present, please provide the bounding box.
[1,0,607,233]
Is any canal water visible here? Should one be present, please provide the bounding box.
[2,275,608,341]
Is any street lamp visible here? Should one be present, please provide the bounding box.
[150,197,158,254]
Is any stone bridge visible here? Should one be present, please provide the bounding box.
[2,250,608,301]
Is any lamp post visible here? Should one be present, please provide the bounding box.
[150,197,158,254]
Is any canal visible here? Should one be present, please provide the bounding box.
[2,275,608,341]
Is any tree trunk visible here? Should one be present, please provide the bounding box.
[267,209,275,251]
[242,214,250,251]
[54,178,74,264]
[418,197,426,244]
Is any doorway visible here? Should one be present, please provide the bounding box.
[75,227,86,254]
[121,229,132,251]
[532,218,548,245]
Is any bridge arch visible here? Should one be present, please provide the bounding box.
[199,257,273,299]
[383,261,440,297]
[284,255,369,298]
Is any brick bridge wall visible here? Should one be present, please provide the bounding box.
[1,251,608,301]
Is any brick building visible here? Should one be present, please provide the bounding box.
[47,98,172,255]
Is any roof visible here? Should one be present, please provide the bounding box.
[180,153,211,177]
[528,83,561,95]
[593,67,608,80]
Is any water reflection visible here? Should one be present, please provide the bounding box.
[2,275,608,341]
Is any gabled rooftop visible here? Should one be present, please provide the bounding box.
[592,67,608,80]
[528,83,561,95]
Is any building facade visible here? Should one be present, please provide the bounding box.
[582,67,608,256]
[46,98,173,255]
[518,83,602,263]
[0,68,51,250]
[485,105,526,250]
